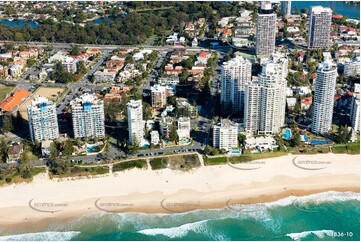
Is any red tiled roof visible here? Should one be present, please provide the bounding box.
[301,96,312,105]
[0,89,31,112]
[332,14,343,19]
[199,51,209,58]
[334,94,342,101]
[297,51,305,57]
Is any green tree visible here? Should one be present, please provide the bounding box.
[238,133,246,148]
[0,139,9,163]
[50,62,75,84]
[48,158,70,175]
[169,122,179,142]
[143,102,152,120]
[76,61,88,75]
[1,115,14,133]
[62,140,74,157]
[26,59,37,68]
[335,125,351,144]
[290,130,301,147]
[49,141,59,160]
[69,45,82,55]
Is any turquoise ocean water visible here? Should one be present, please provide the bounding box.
[0,191,359,241]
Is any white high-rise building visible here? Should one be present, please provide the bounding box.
[350,83,360,134]
[213,119,238,151]
[312,53,337,134]
[127,100,144,146]
[221,56,252,114]
[344,57,360,77]
[151,84,167,108]
[256,1,277,57]
[244,53,288,134]
[71,93,105,139]
[177,117,191,141]
[27,96,59,142]
[308,6,332,49]
[280,1,291,16]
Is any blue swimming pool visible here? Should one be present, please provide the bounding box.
[282,129,292,139]
[310,139,328,145]
[230,150,241,155]
[87,145,100,153]
[164,140,170,145]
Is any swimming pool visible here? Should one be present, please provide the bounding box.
[310,139,329,145]
[230,150,241,155]
[282,129,292,139]
[87,144,100,153]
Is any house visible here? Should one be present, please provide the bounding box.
[104,93,122,102]
[245,136,278,151]
[150,130,160,145]
[294,86,312,96]
[86,48,100,55]
[19,49,38,59]
[41,140,53,157]
[197,51,211,64]
[9,64,22,77]
[164,65,183,76]
[159,76,180,86]
[297,51,305,62]
[286,97,297,109]
[71,53,90,62]
[12,57,26,67]
[332,14,343,20]
[7,143,24,163]
[93,71,116,83]
[334,92,353,111]
[301,96,313,110]
[105,59,124,73]
[0,65,9,78]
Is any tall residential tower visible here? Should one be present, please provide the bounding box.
[27,96,59,142]
[280,1,291,16]
[256,1,277,57]
[71,93,105,139]
[244,53,288,134]
[221,56,252,114]
[308,6,332,49]
[312,53,337,133]
[127,100,144,146]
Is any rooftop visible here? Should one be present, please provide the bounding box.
[0,89,31,112]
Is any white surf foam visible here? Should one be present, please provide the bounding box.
[0,231,81,241]
[286,230,335,241]
[264,191,359,209]
[138,219,228,240]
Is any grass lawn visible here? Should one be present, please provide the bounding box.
[167,154,200,170]
[150,154,200,170]
[149,157,167,170]
[113,160,147,172]
[50,166,109,178]
[291,145,330,154]
[0,166,46,186]
[332,142,359,154]
[332,145,348,154]
[229,152,288,164]
[0,85,14,102]
[204,156,227,166]
[346,142,360,154]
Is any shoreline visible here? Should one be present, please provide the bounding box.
[0,153,359,229]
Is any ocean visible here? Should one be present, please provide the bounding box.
[0,191,359,241]
[292,1,360,19]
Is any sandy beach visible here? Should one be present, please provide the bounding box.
[0,153,359,227]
